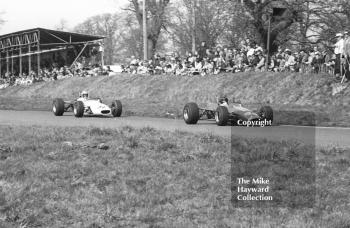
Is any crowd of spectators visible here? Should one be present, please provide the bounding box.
[1,37,348,90]
[122,40,337,76]
[0,60,110,89]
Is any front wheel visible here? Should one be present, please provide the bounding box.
[259,106,273,123]
[74,101,84,117]
[183,102,199,124]
[52,98,65,116]
[111,100,122,117]
[215,106,229,126]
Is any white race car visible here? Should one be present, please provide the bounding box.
[52,96,122,118]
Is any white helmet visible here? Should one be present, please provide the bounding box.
[81,90,88,98]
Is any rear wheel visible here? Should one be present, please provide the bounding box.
[183,102,199,124]
[74,101,84,117]
[111,100,122,117]
[215,106,229,126]
[259,106,273,123]
[52,98,65,116]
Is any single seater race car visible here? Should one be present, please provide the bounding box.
[183,98,273,126]
[52,91,122,118]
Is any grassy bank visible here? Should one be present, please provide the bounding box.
[0,72,348,126]
[0,125,349,227]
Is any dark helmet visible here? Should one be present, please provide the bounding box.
[218,96,228,104]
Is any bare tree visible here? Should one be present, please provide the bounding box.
[118,10,144,59]
[74,13,121,64]
[266,0,317,50]
[167,1,192,54]
[169,0,348,53]
[279,0,350,51]
[313,0,350,45]
[169,0,232,54]
[242,0,302,52]
[126,0,170,58]
[234,0,350,52]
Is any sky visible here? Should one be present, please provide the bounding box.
[0,0,129,34]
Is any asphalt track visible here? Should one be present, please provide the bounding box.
[0,110,349,148]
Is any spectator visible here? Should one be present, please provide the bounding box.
[129,56,139,74]
[202,58,214,75]
[300,50,309,73]
[198,41,207,60]
[343,31,350,80]
[254,43,263,54]
[293,52,301,72]
[137,61,148,74]
[192,58,203,75]
[255,51,266,71]
[186,52,196,67]
[334,33,345,76]
[269,55,277,72]
[284,50,296,71]
[246,43,256,57]
[175,61,185,76]
[276,46,284,59]
[310,52,319,73]
[305,51,315,73]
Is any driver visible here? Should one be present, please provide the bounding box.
[78,90,89,101]
[218,96,229,108]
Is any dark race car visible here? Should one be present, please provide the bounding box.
[183,98,273,126]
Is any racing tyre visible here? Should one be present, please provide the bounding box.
[259,106,273,123]
[111,100,122,117]
[215,106,229,126]
[183,102,199,124]
[74,101,84,118]
[52,98,65,116]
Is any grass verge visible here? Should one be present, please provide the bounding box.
[0,125,349,227]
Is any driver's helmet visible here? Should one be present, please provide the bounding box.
[218,96,228,105]
[81,90,89,99]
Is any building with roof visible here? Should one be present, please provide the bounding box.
[0,28,104,77]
